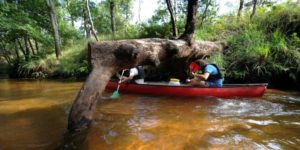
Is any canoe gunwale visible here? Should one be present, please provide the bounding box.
[109,80,268,88]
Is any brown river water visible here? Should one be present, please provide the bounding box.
[0,79,300,150]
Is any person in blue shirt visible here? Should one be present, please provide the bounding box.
[187,59,223,88]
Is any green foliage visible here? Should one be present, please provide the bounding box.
[13,40,89,79]
[59,21,82,45]
[225,24,271,80]
[97,24,142,40]
[288,33,300,52]
[231,24,270,60]
[195,25,221,40]
[201,2,300,85]
[194,1,300,86]
[55,41,89,78]
[197,0,219,27]
[258,2,300,36]
[207,53,225,70]
[140,3,185,38]
[17,55,49,78]
[0,0,82,66]
[93,0,134,35]
[140,23,171,38]
[64,0,83,22]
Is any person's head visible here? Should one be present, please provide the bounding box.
[195,59,207,70]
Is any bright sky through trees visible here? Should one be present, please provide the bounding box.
[75,0,291,30]
[131,0,241,22]
[93,0,241,23]
[130,0,290,22]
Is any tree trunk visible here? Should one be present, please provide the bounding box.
[109,0,116,40]
[68,66,114,131]
[84,0,98,41]
[46,0,62,59]
[70,15,75,27]
[83,16,91,38]
[199,0,211,28]
[173,0,177,21]
[250,0,257,19]
[24,37,30,59]
[17,39,26,57]
[2,55,12,64]
[28,38,35,55]
[34,39,39,52]
[166,0,178,37]
[83,0,91,39]
[0,44,12,64]
[67,38,225,131]
[14,44,20,61]
[237,0,244,20]
[179,0,198,45]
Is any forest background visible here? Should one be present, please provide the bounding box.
[0,0,299,89]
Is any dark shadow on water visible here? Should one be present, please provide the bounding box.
[55,129,89,150]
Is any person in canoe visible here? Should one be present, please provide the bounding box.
[187,59,223,88]
[121,66,145,84]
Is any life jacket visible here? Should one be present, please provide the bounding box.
[204,64,223,82]
[132,66,145,81]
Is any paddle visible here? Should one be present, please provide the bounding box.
[110,70,125,99]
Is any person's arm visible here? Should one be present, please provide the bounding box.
[193,72,210,80]
[121,68,137,83]
[121,76,133,83]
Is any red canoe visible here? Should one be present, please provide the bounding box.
[106,81,268,98]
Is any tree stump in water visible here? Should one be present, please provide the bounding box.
[68,38,225,131]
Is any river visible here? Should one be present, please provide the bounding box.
[0,79,299,150]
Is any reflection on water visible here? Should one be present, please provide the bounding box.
[0,79,82,150]
[0,80,300,150]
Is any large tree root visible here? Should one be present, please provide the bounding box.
[67,38,224,131]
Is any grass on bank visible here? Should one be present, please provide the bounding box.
[16,40,88,79]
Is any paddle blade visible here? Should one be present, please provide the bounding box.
[110,90,120,99]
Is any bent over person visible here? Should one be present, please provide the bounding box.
[121,66,145,84]
[188,59,223,88]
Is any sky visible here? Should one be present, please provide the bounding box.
[130,0,290,23]
[131,0,240,23]
[131,0,160,23]
[93,0,241,23]
[92,0,290,24]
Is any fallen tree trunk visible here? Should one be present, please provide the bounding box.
[68,38,224,131]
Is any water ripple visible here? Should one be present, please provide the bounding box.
[247,119,279,125]
[208,134,250,145]
[267,141,282,150]
[210,99,284,117]
[265,93,300,104]
[127,116,159,133]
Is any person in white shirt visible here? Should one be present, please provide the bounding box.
[121,66,145,84]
